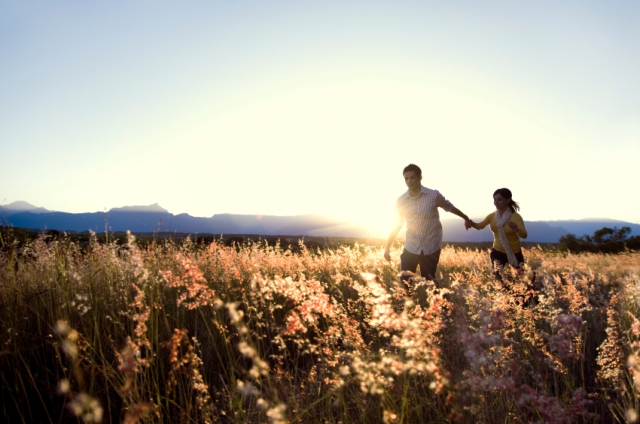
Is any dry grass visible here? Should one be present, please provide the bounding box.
[1,232,639,423]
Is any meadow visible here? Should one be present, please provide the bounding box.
[1,230,639,423]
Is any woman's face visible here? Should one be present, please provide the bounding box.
[493,193,510,211]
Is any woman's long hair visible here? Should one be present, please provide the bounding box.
[494,188,520,212]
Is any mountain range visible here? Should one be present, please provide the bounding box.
[2,201,639,243]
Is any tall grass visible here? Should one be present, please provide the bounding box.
[1,231,639,423]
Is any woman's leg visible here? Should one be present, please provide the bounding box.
[515,251,525,266]
[490,249,508,280]
[513,251,536,306]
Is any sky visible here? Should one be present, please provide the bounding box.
[2,1,639,235]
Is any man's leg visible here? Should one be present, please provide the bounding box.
[418,249,441,282]
[412,250,441,306]
[400,249,420,284]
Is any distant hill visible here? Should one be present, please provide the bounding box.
[441,219,572,243]
[1,203,374,238]
[441,217,640,243]
[1,201,51,215]
[2,201,639,243]
[109,203,168,213]
[536,219,640,238]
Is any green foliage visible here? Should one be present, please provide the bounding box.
[559,226,640,254]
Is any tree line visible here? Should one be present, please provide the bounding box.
[559,226,640,253]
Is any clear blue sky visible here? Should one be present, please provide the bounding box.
[2,1,639,234]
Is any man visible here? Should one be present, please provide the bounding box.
[384,164,471,285]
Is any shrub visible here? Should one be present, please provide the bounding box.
[1,233,640,422]
[559,226,640,254]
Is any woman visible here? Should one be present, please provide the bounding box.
[467,188,528,276]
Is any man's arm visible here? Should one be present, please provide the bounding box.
[384,223,403,262]
[449,207,469,222]
[449,207,476,230]
[436,193,472,229]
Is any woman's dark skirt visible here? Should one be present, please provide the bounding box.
[490,248,525,268]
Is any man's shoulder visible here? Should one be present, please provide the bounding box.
[422,187,445,200]
[397,190,411,202]
[397,187,442,203]
[421,186,441,194]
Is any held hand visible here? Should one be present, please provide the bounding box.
[464,219,474,230]
[384,249,391,262]
[507,221,517,230]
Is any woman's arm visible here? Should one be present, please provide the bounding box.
[511,214,527,239]
[472,214,492,230]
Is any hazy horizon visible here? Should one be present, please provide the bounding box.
[3,199,639,224]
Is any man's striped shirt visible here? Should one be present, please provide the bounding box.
[396,186,455,256]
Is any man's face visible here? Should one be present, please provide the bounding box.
[403,171,421,191]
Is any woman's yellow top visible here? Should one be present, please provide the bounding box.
[472,212,528,254]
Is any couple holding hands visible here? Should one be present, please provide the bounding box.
[383,163,528,284]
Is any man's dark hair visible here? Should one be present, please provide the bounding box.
[403,164,422,178]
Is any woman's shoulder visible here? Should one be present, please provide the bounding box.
[511,212,524,220]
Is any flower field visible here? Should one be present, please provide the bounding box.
[1,232,639,423]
